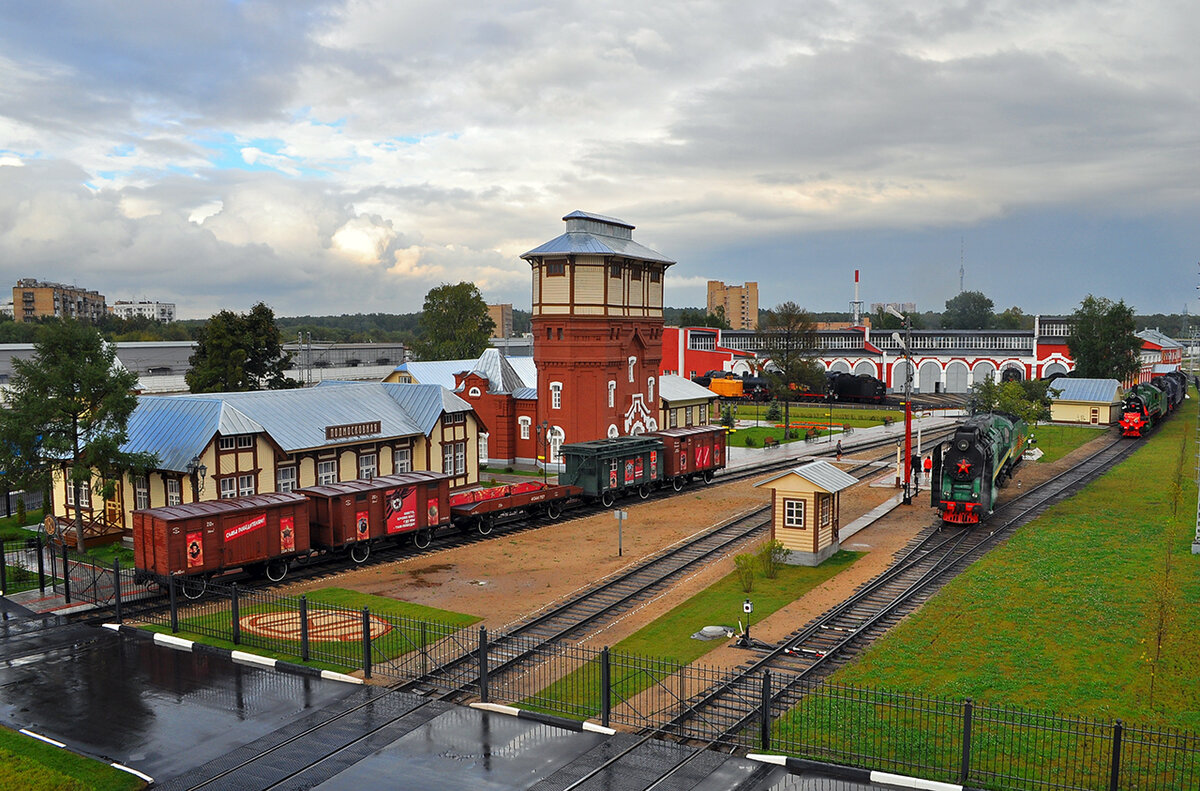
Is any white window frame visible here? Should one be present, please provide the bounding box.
[628,356,637,382]
[219,436,235,451]
[359,453,377,480]
[238,473,255,497]
[648,376,655,402]
[820,494,832,527]
[455,442,466,475]
[443,443,454,474]
[548,427,564,464]
[277,467,297,493]
[550,382,562,410]
[479,433,489,463]
[468,386,482,397]
[395,446,412,473]
[608,381,616,408]
[518,417,531,440]
[134,476,149,510]
[784,499,806,528]
[317,460,337,485]
[65,475,92,508]
[237,435,253,449]
[166,478,181,506]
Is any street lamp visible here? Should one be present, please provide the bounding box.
[886,306,914,506]
[535,419,550,485]
[186,454,207,499]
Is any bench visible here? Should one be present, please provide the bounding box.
[763,436,780,448]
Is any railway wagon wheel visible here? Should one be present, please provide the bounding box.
[265,559,289,583]
[477,517,495,536]
[703,470,715,484]
[413,528,433,549]
[638,484,651,499]
[544,501,562,520]
[181,576,208,600]
[349,542,371,564]
[600,490,616,508]
[672,477,684,492]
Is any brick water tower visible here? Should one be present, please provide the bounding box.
[522,211,675,466]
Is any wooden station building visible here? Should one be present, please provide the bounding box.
[756,461,858,566]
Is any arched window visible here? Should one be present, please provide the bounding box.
[608,381,616,408]
[468,386,481,398]
[628,357,637,383]
[518,417,531,439]
[647,376,655,402]
[479,433,489,464]
[548,427,565,463]
[607,424,619,438]
[550,382,562,409]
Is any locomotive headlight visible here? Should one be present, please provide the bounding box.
[972,492,979,500]
[956,439,969,452]
[943,490,949,497]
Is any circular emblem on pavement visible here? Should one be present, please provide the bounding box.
[239,610,392,642]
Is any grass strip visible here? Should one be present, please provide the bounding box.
[522,551,862,720]
[1029,423,1108,463]
[143,586,481,674]
[0,726,146,791]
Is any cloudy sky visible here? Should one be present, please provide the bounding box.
[1,1,1197,320]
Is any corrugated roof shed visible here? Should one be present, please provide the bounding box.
[755,460,858,494]
[1049,378,1122,403]
[659,374,716,402]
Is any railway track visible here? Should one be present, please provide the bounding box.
[647,434,1138,750]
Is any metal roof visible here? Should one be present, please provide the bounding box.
[1153,364,1181,374]
[297,471,451,498]
[521,210,675,265]
[1137,328,1182,349]
[122,396,224,473]
[659,375,716,402]
[394,352,538,393]
[1048,378,1122,403]
[468,348,526,394]
[755,460,859,494]
[512,387,538,400]
[132,491,308,521]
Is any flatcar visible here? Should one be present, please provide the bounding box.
[133,427,730,587]
[931,412,1030,525]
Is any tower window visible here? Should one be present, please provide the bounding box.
[547,261,565,276]
[649,268,660,283]
[608,381,616,408]
[551,382,563,409]
[610,263,621,278]
[630,264,642,280]
[628,356,637,382]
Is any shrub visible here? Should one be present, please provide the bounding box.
[15,497,26,528]
[504,466,514,473]
[766,401,782,421]
[734,554,756,592]
[757,540,789,578]
[744,436,757,447]
[721,405,735,428]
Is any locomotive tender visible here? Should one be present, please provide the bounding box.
[133,426,727,585]
[931,413,1030,525]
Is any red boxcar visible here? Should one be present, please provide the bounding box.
[132,492,312,583]
[298,471,451,562]
[648,426,727,489]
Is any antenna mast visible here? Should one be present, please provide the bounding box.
[959,238,965,293]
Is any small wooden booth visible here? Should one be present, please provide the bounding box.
[1047,378,1123,425]
[755,460,858,566]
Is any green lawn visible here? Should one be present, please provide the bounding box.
[144,586,481,674]
[0,726,145,791]
[1030,423,1110,463]
[524,550,862,719]
[0,509,43,541]
[822,397,1200,730]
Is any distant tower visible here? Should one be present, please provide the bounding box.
[849,269,864,325]
[959,238,965,293]
[522,211,675,460]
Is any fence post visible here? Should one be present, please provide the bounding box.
[112,557,122,624]
[362,607,372,680]
[478,626,489,703]
[61,542,70,604]
[1,539,8,596]
[36,534,45,594]
[760,670,772,751]
[1109,719,1123,791]
[959,699,973,784]
[231,584,240,646]
[601,647,612,728]
[420,621,427,677]
[169,576,178,633]
[299,596,309,662]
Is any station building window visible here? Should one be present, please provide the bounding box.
[238,474,255,497]
[784,499,805,529]
[551,382,562,409]
[166,478,181,506]
[219,478,236,500]
[519,417,531,440]
[394,447,412,473]
[608,381,616,408]
[219,436,235,451]
[237,435,253,449]
[359,453,377,480]
[317,460,337,485]
[134,476,149,510]
[277,467,297,493]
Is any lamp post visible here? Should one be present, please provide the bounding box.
[186,455,208,501]
[886,307,914,506]
[535,419,550,485]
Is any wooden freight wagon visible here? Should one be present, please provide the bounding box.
[132,492,312,587]
[298,471,451,562]
[449,481,582,534]
[649,425,727,489]
[560,435,664,507]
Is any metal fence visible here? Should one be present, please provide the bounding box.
[55,563,1200,791]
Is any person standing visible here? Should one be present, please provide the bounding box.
[836,439,843,461]
[923,454,932,485]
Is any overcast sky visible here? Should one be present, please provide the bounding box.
[1,1,1197,320]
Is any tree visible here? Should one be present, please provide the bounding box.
[678,307,731,329]
[186,302,296,393]
[941,291,994,329]
[993,306,1032,330]
[969,377,1059,424]
[1067,295,1142,382]
[411,282,495,361]
[0,321,156,551]
[759,302,821,439]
